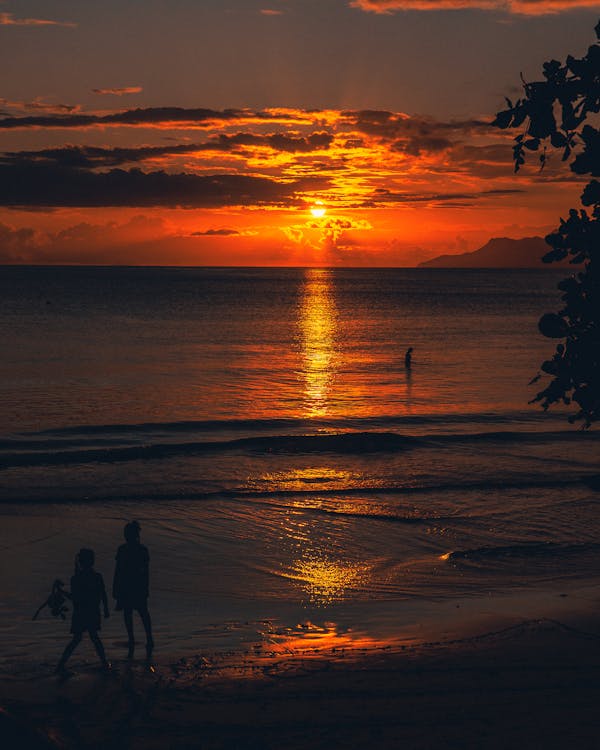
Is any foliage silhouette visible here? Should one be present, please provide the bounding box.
[494,21,600,427]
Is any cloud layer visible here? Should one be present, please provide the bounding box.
[0,104,575,212]
[0,107,305,131]
[0,163,325,208]
[0,101,582,265]
[350,0,600,14]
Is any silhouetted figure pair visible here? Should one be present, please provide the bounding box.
[55,548,109,674]
[113,520,154,659]
[54,521,154,672]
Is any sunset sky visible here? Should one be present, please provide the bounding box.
[2,0,600,265]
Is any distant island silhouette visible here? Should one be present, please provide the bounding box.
[418,236,561,269]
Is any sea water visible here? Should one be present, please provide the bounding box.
[1,267,598,665]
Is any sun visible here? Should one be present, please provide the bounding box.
[310,201,326,219]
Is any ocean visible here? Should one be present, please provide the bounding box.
[1,266,599,667]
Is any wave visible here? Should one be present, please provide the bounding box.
[16,409,559,438]
[1,424,597,470]
[444,540,600,563]
[0,474,596,506]
[0,432,424,469]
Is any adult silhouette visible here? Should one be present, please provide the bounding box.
[113,521,154,658]
[56,548,110,674]
[404,347,413,369]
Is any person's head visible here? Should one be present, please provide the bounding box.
[124,520,141,543]
[77,548,95,570]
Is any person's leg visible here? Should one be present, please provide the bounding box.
[89,630,109,668]
[56,632,82,672]
[138,604,154,656]
[123,607,135,656]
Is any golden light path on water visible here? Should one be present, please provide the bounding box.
[259,470,372,606]
[299,268,337,418]
[293,274,371,604]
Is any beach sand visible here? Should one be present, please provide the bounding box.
[2,615,600,750]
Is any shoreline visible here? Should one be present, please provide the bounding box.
[2,615,600,749]
[3,604,600,749]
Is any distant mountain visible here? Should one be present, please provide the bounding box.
[419,236,553,268]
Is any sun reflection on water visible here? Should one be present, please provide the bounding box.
[299,268,338,417]
[288,555,370,606]
[274,508,371,605]
[256,466,358,491]
[251,464,374,605]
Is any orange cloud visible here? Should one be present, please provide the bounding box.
[350,0,600,13]
[282,215,373,253]
[92,87,143,96]
[0,12,76,27]
[0,97,79,114]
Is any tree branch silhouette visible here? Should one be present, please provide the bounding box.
[494,21,600,427]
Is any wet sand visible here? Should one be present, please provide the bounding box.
[2,616,600,750]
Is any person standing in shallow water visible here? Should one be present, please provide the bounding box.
[404,347,413,369]
[56,548,110,674]
[113,520,154,658]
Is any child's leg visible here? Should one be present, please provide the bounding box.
[138,604,154,655]
[56,632,82,671]
[88,630,108,667]
[123,607,135,655]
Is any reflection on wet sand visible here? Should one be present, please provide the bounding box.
[298,268,338,417]
[258,620,400,659]
[167,619,409,684]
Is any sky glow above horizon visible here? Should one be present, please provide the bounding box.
[1,0,599,265]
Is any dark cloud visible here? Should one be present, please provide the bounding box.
[0,162,328,208]
[1,132,335,170]
[267,132,333,152]
[452,143,514,163]
[0,107,304,130]
[191,228,240,236]
[218,131,334,152]
[1,144,222,168]
[391,135,453,155]
[342,110,492,140]
[364,187,526,206]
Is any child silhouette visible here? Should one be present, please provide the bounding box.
[55,548,110,674]
[113,521,154,658]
